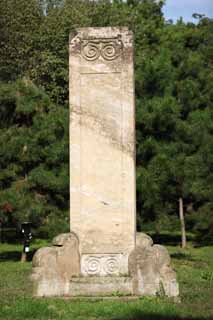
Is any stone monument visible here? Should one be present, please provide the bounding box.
[69,27,135,295]
[31,27,179,298]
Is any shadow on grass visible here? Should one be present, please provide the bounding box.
[147,231,213,248]
[194,234,213,248]
[114,310,212,320]
[0,249,36,262]
[149,233,195,246]
[170,252,194,260]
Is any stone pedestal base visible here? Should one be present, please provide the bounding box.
[70,276,132,296]
[31,232,179,298]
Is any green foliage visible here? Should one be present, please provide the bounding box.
[136,16,213,239]
[0,0,43,81]
[0,0,212,239]
[0,81,69,237]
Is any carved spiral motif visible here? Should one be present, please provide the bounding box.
[81,39,122,61]
[101,42,118,61]
[103,257,119,274]
[84,257,101,275]
[81,42,100,61]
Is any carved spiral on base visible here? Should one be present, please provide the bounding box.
[82,254,121,276]
[84,257,101,275]
[104,257,119,274]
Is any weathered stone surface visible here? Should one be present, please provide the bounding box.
[136,232,153,248]
[52,233,75,246]
[69,27,136,279]
[55,232,80,279]
[81,253,129,276]
[129,236,179,297]
[31,232,80,297]
[69,276,133,297]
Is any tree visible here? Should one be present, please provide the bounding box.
[0,0,43,81]
[0,80,69,238]
[136,15,213,245]
[0,0,212,243]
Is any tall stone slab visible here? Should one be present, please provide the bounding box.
[69,27,136,282]
[30,27,179,298]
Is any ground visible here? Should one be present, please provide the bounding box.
[0,236,213,320]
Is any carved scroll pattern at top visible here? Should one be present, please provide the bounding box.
[81,37,123,61]
[81,254,121,276]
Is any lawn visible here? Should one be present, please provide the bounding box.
[0,238,213,320]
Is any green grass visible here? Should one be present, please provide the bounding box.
[0,239,213,320]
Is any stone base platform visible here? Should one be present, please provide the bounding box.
[31,232,179,298]
[69,276,133,297]
[63,296,139,301]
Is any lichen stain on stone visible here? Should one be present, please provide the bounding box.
[71,106,134,157]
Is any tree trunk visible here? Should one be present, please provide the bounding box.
[179,197,187,249]
[21,251,27,262]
